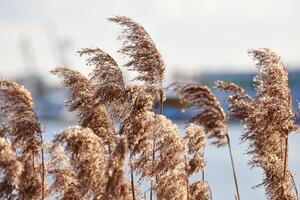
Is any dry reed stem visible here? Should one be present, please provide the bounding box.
[40,132,45,200]
[226,134,240,200]
[130,153,136,200]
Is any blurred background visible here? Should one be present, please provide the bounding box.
[1,0,300,199]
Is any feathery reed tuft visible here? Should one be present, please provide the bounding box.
[184,124,210,200]
[51,67,116,148]
[184,124,206,175]
[100,136,132,200]
[189,181,210,200]
[51,126,106,198]
[152,115,187,200]
[0,138,23,199]
[174,83,228,147]
[108,16,165,90]
[215,81,253,120]
[48,143,80,199]
[217,48,297,199]
[0,79,45,199]
[78,48,127,118]
[0,79,42,155]
[50,67,95,113]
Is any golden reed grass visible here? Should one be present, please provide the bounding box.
[0,16,298,200]
[217,48,298,200]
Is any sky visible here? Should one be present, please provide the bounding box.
[0,0,300,79]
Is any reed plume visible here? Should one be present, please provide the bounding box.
[184,124,206,176]
[189,181,210,200]
[51,126,106,198]
[215,81,253,121]
[151,115,187,200]
[100,136,132,200]
[0,138,23,199]
[48,143,80,199]
[51,67,116,150]
[119,86,155,157]
[108,16,165,92]
[78,48,127,119]
[0,79,45,199]
[217,48,297,200]
[184,124,210,200]
[175,83,240,199]
[174,83,228,147]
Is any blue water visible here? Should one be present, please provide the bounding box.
[42,120,300,200]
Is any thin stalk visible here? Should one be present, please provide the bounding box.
[185,156,189,200]
[281,137,289,199]
[226,134,240,200]
[159,89,164,115]
[291,173,299,200]
[33,112,44,200]
[130,169,136,200]
[283,137,288,179]
[108,145,111,159]
[150,139,154,200]
[186,178,189,200]
[202,149,205,182]
[40,133,45,200]
[32,149,35,169]
[130,154,136,200]
[207,183,213,200]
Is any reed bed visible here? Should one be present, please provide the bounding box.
[0,16,298,200]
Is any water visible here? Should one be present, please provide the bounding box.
[42,120,300,200]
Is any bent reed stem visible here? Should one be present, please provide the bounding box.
[129,153,136,200]
[40,133,45,200]
[130,169,136,200]
[281,137,289,199]
[202,149,205,182]
[283,137,288,179]
[226,134,240,200]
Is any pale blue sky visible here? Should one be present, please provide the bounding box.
[0,0,300,78]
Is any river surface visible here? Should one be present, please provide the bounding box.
[42,120,300,200]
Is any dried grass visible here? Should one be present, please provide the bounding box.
[0,16,298,200]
